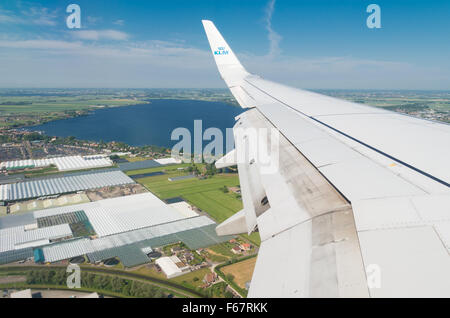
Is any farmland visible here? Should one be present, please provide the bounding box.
[0,89,150,128]
[221,257,257,289]
[134,166,241,221]
[129,163,261,246]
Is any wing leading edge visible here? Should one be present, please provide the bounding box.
[202,20,450,298]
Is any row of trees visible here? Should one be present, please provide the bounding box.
[186,162,228,176]
[214,255,258,298]
[0,132,49,143]
[25,269,167,298]
[204,282,234,298]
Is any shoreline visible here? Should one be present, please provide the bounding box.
[3,97,238,131]
[20,98,242,148]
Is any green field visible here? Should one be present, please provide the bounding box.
[0,95,148,113]
[0,93,149,127]
[125,163,192,176]
[128,163,261,245]
[208,242,237,258]
[170,267,211,289]
[137,172,241,223]
[0,265,201,298]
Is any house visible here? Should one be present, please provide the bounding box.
[240,243,252,251]
[231,246,242,254]
[203,272,217,285]
[228,187,241,194]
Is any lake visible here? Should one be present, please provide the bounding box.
[28,99,243,148]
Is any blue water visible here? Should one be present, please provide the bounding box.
[28,99,243,148]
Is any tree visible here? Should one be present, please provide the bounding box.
[225,291,234,298]
[23,132,44,141]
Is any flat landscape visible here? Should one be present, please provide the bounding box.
[317,89,450,123]
[0,88,238,128]
[221,257,257,289]
[0,89,150,128]
[1,88,449,298]
[126,163,261,246]
[129,165,242,223]
[1,89,449,130]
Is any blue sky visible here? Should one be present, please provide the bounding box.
[0,0,449,89]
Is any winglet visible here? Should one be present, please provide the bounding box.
[202,20,249,88]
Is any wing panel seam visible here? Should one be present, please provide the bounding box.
[244,79,450,188]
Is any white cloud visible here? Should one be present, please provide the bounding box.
[0,9,24,24]
[0,37,217,88]
[239,53,448,89]
[0,40,83,50]
[71,30,129,41]
[86,16,102,26]
[264,0,282,58]
[21,6,58,26]
[0,38,209,63]
[0,6,58,26]
[0,11,24,24]
[113,19,125,26]
[0,37,448,89]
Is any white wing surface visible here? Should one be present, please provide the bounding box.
[202,20,450,298]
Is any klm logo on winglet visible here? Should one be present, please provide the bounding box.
[214,47,229,55]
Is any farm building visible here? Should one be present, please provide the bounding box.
[0,155,112,172]
[168,174,196,182]
[240,243,252,251]
[156,256,189,278]
[168,201,198,218]
[0,192,233,267]
[154,158,181,165]
[203,272,217,285]
[231,246,242,254]
[118,157,181,172]
[0,170,134,202]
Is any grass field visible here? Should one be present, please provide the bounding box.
[170,268,212,289]
[125,156,150,162]
[204,249,229,263]
[0,96,148,113]
[125,163,191,176]
[242,233,261,246]
[221,257,257,289]
[137,168,242,223]
[0,94,149,127]
[130,261,215,293]
[130,265,166,279]
[207,243,237,258]
[128,163,261,246]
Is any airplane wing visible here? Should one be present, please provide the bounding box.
[202,20,450,298]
